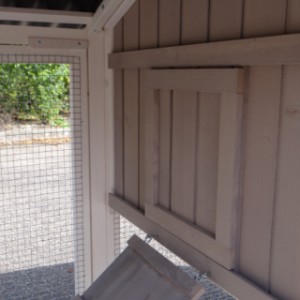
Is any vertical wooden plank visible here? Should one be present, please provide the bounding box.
[239,67,282,289]
[195,93,220,235]
[286,0,300,34]
[181,0,209,44]
[270,7,300,299]
[209,0,243,41]
[139,0,158,49]
[159,0,181,47]
[139,0,158,210]
[171,92,197,222]
[215,94,243,249]
[113,21,124,197]
[156,0,181,209]
[123,2,139,206]
[239,0,287,290]
[269,66,300,300]
[243,0,286,38]
[158,90,172,209]
[144,87,159,206]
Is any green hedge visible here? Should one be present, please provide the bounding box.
[0,64,70,126]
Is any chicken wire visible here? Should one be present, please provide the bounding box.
[114,213,236,300]
[0,55,86,300]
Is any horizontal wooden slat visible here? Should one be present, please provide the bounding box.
[109,194,277,300]
[109,33,300,69]
[128,236,204,299]
[145,203,234,269]
[145,69,244,94]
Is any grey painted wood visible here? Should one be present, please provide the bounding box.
[82,235,204,300]
[109,34,300,69]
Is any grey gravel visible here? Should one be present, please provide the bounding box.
[0,263,75,300]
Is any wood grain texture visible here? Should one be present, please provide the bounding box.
[195,93,220,235]
[243,0,286,38]
[109,194,277,300]
[171,91,197,222]
[239,67,282,289]
[215,93,243,249]
[109,34,300,69]
[239,0,287,291]
[113,21,124,197]
[286,0,300,34]
[123,1,139,206]
[139,0,158,49]
[209,0,243,41]
[128,235,204,298]
[159,0,181,47]
[269,7,300,299]
[139,0,158,210]
[158,90,172,209]
[146,203,234,269]
[145,69,244,94]
[181,0,209,44]
[269,68,300,300]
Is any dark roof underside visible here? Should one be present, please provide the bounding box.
[0,0,103,28]
[0,0,102,12]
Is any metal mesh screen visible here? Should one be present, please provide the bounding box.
[114,214,236,300]
[0,55,85,299]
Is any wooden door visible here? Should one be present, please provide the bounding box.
[143,68,244,269]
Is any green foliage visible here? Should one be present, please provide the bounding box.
[0,63,70,125]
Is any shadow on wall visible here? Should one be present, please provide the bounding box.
[0,262,75,300]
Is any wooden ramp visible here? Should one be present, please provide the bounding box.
[73,235,204,300]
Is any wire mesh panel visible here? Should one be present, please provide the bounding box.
[114,214,237,300]
[0,55,86,300]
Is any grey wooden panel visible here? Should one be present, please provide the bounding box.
[139,0,159,210]
[181,0,209,44]
[158,90,172,209]
[159,0,181,47]
[123,1,139,206]
[113,21,124,197]
[171,91,197,222]
[270,67,300,300]
[209,0,243,42]
[195,93,220,235]
[239,0,286,290]
[243,0,286,38]
[82,235,204,300]
[109,194,277,300]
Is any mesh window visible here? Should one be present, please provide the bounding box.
[0,55,86,300]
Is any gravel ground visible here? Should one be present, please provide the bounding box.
[0,125,79,300]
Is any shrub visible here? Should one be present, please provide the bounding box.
[0,64,70,125]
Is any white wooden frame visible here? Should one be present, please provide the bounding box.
[88,0,137,32]
[0,44,94,289]
[142,69,243,269]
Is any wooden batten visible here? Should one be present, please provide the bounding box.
[109,34,300,69]
[109,194,277,300]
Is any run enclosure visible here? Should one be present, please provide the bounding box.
[1,1,300,300]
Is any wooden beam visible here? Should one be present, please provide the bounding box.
[88,0,137,32]
[145,69,244,94]
[128,236,205,299]
[109,194,277,300]
[0,7,92,25]
[0,25,87,46]
[145,203,235,269]
[109,33,300,69]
